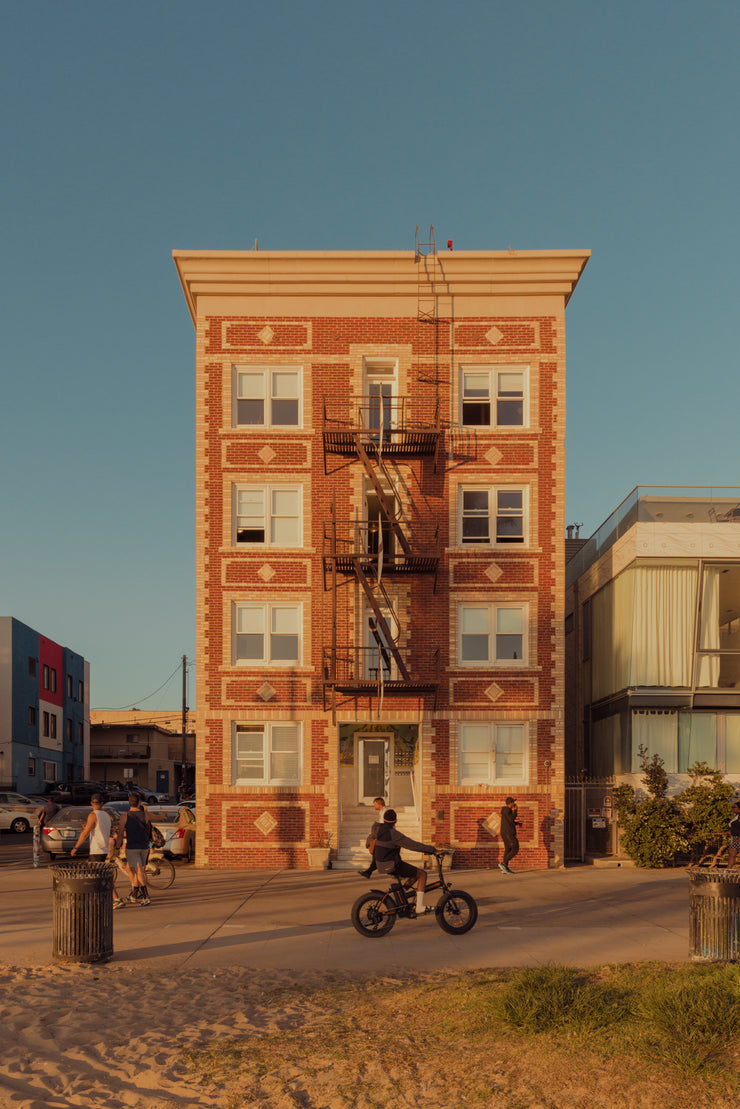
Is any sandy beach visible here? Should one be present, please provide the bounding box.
[0,962,355,1109]
[1,959,733,1109]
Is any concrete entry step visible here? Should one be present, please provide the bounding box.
[335,804,421,870]
[584,855,635,868]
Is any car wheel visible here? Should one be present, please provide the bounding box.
[11,817,30,834]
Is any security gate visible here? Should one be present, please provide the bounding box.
[565,777,615,862]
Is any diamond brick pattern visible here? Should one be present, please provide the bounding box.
[255,811,277,836]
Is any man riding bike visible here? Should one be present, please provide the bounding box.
[372,809,436,914]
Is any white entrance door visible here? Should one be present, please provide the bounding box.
[359,737,389,805]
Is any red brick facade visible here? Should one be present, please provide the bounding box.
[174,248,589,869]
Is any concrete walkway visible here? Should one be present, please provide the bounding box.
[0,856,692,972]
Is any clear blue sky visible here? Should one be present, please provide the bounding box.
[1,0,738,708]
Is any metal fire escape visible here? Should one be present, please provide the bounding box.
[321,228,443,714]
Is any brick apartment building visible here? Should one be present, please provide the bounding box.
[174,238,589,869]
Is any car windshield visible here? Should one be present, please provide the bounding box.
[53,807,92,825]
[148,809,181,824]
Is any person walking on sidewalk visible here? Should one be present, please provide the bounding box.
[71,794,111,862]
[113,793,153,906]
[359,796,386,878]
[499,796,521,874]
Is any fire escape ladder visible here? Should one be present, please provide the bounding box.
[353,435,412,558]
[415,224,437,324]
[353,559,411,682]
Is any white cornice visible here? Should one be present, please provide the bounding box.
[173,249,590,324]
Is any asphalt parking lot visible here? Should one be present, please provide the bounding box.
[0,829,693,972]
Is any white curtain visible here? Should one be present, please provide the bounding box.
[631,566,696,687]
[696,567,720,687]
[592,566,697,699]
[632,710,678,772]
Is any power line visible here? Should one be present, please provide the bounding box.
[92,659,184,711]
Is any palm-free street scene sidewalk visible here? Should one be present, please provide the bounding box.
[1,846,689,972]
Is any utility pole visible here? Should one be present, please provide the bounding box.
[180,655,188,797]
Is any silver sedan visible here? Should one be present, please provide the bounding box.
[0,792,42,834]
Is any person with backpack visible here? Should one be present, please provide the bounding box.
[113,793,154,906]
[372,809,436,914]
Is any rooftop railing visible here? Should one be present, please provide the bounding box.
[567,485,740,584]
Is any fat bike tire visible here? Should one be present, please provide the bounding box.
[145,856,176,890]
[351,892,396,937]
[435,889,478,935]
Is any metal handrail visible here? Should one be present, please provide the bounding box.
[323,395,440,433]
[322,647,439,687]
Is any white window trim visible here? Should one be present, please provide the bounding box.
[458,602,529,667]
[458,485,529,547]
[458,721,530,786]
[233,602,303,667]
[233,721,302,786]
[233,483,303,547]
[232,365,303,429]
[459,365,529,429]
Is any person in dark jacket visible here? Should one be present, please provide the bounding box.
[499,796,521,874]
[373,809,437,913]
[113,794,153,906]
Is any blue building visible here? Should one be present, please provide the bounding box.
[0,617,89,793]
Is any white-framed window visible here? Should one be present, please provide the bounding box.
[459,486,527,546]
[459,722,529,785]
[234,485,302,546]
[234,366,301,428]
[42,760,57,783]
[458,603,528,665]
[234,722,301,785]
[234,603,302,666]
[460,367,528,428]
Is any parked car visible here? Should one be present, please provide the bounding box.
[0,792,42,834]
[49,781,109,805]
[146,805,196,862]
[105,785,166,805]
[39,806,95,856]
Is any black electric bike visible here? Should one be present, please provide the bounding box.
[351,851,478,938]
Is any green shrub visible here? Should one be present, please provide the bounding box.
[619,796,685,867]
[677,762,735,861]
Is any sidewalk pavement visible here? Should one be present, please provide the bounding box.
[0,860,692,972]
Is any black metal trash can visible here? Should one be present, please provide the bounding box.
[51,861,115,964]
[688,867,740,962]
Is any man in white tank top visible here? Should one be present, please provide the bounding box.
[71,794,112,861]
